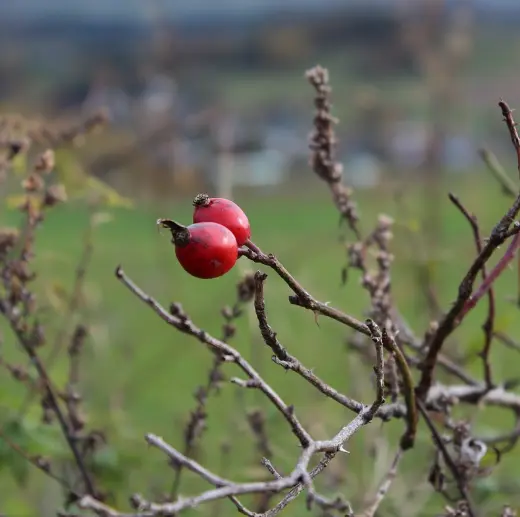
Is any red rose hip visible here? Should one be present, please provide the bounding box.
[192,193,251,247]
[158,218,238,279]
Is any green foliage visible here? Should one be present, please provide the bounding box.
[6,148,133,210]
[0,415,64,488]
[2,173,520,515]
[0,419,31,487]
[89,443,143,498]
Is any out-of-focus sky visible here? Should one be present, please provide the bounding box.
[1,0,520,23]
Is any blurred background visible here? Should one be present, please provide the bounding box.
[2,1,520,516]
[2,0,520,199]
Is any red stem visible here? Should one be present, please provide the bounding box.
[459,232,520,320]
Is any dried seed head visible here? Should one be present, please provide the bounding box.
[0,227,19,253]
[237,272,256,302]
[378,213,394,228]
[85,109,109,131]
[35,149,55,173]
[9,364,28,382]
[169,302,187,319]
[34,456,51,472]
[501,506,517,517]
[70,411,86,432]
[30,323,46,348]
[43,184,67,207]
[222,323,236,340]
[22,173,45,192]
[7,138,30,159]
[221,306,233,319]
[41,407,54,425]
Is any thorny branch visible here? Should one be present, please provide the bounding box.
[448,193,496,388]
[417,100,520,401]
[170,273,255,500]
[0,146,99,498]
[82,270,388,515]
[499,99,520,177]
[416,189,520,400]
[112,257,520,515]
[115,265,313,449]
[4,68,520,517]
[416,400,477,517]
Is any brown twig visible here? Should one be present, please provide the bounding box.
[244,236,478,401]
[499,100,520,177]
[448,193,496,388]
[240,245,369,335]
[381,328,417,450]
[459,230,520,319]
[0,147,97,497]
[80,356,384,516]
[258,457,352,515]
[17,216,94,420]
[251,271,401,420]
[116,265,312,448]
[169,350,224,500]
[416,189,520,401]
[416,400,476,517]
[0,304,97,496]
[113,266,388,515]
[364,320,386,421]
[169,276,254,500]
[63,324,88,435]
[498,100,520,307]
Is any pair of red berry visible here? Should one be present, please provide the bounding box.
[158,194,251,279]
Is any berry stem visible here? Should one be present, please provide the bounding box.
[244,239,262,255]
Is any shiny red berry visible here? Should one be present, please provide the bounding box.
[158,219,238,279]
[192,194,251,247]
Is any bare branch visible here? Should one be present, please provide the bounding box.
[251,271,407,421]
[416,400,476,517]
[416,189,520,400]
[449,193,496,388]
[364,319,386,420]
[81,405,376,517]
[116,265,312,447]
[381,328,417,450]
[0,300,97,496]
[240,245,369,335]
[499,100,520,177]
[76,267,391,516]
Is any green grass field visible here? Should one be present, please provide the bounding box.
[2,173,520,516]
